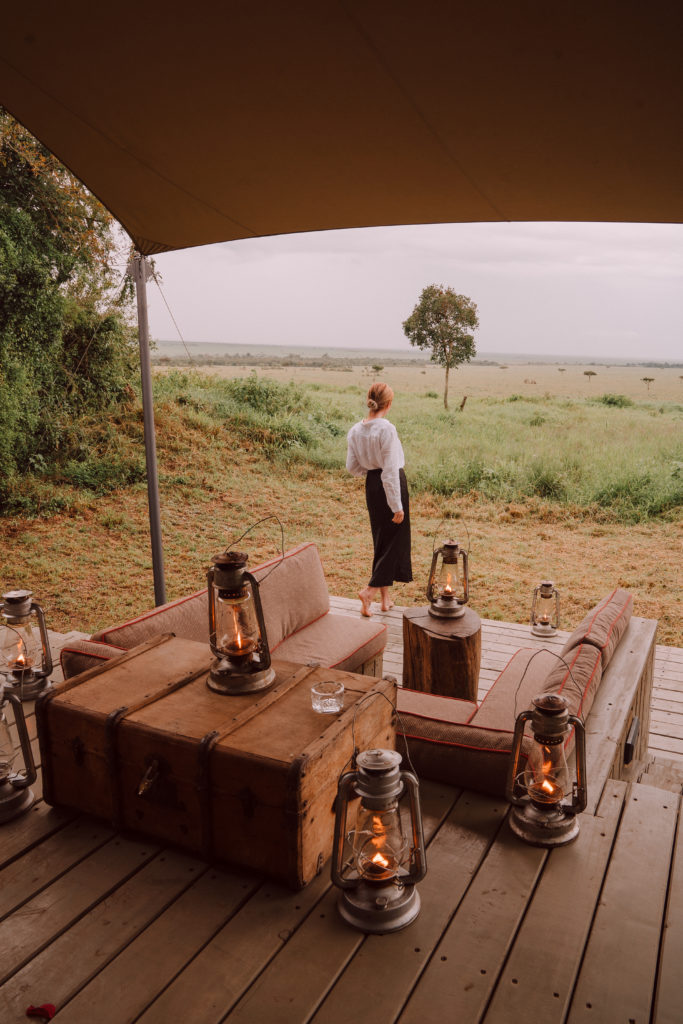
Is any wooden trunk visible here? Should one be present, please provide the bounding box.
[37,634,396,890]
[402,606,482,701]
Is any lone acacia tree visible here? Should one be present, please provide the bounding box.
[402,284,478,409]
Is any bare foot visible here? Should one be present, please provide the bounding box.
[358,589,374,617]
[381,600,395,612]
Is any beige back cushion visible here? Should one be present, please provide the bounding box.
[561,588,633,668]
[540,642,603,720]
[253,542,329,648]
[93,590,208,648]
[93,542,329,651]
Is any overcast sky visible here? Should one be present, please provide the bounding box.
[146,222,683,361]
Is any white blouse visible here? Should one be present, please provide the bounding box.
[346,418,405,513]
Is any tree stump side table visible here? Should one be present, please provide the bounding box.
[402,606,482,702]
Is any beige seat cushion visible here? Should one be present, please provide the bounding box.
[274,614,386,673]
[471,649,560,730]
[561,587,633,668]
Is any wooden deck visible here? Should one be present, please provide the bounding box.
[2,612,683,1022]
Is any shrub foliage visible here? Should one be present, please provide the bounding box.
[0,109,138,510]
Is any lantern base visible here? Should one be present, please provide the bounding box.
[207,662,276,695]
[428,601,466,619]
[0,781,36,823]
[337,880,421,934]
[509,801,580,847]
[5,675,51,702]
[530,623,558,638]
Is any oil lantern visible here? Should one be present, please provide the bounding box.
[206,551,275,695]
[0,684,37,822]
[0,590,53,700]
[331,748,427,933]
[530,581,560,637]
[426,539,469,619]
[506,693,587,846]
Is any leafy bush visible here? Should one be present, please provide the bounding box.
[598,394,634,408]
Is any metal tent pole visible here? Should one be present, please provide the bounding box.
[131,252,167,606]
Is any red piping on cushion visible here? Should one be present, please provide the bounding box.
[599,594,633,649]
[59,642,126,671]
[580,590,632,648]
[99,587,207,641]
[578,588,616,640]
[555,644,602,714]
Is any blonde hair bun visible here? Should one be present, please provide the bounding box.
[366,381,394,412]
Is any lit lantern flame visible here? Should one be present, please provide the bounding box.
[372,851,390,869]
[443,573,453,595]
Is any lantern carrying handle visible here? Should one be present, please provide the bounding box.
[4,691,37,789]
[505,708,534,805]
[331,772,359,890]
[400,770,427,884]
[567,714,588,814]
[30,600,53,678]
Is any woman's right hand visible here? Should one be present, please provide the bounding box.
[392,510,405,524]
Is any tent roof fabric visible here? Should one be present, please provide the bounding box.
[2,1,682,254]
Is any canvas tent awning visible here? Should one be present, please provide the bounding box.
[2,0,681,607]
[2,0,682,257]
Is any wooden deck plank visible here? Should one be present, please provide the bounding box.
[398,815,548,1023]
[52,865,262,1024]
[136,871,330,1024]
[484,779,627,1023]
[0,849,202,1024]
[0,835,161,988]
[653,788,683,1024]
[0,802,76,872]
[223,781,459,1024]
[566,783,679,1024]
[0,818,114,920]
[312,791,508,1024]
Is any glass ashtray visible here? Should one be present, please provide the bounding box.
[311,680,344,714]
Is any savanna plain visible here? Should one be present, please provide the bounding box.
[2,360,681,646]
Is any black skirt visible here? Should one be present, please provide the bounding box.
[365,468,413,588]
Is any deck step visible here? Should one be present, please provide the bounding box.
[636,756,683,794]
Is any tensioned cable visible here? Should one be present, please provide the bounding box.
[149,266,195,365]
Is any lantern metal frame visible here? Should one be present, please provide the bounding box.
[530,581,560,637]
[426,539,469,619]
[331,748,427,933]
[206,551,276,695]
[506,693,587,847]
[0,590,53,701]
[0,685,37,823]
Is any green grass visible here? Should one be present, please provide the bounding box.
[4,370,682,524]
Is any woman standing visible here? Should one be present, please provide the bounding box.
[346,382,412,616]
